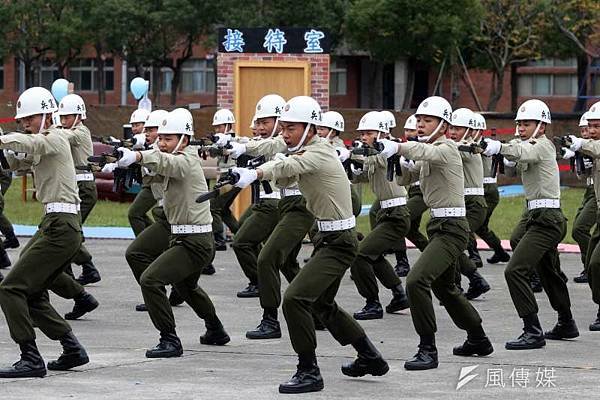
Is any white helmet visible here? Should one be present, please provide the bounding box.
[403,114,417,130]
[249,115,257,130]
[15,87,58,119]
[57,94,87,120]
[586,101,600,121]
[212,109,235,126]
[279,96,321,124]
[451,108,475,129]
[255,94,286,119]
[129,108,150,124]
[380,110,396,129]
[144,110,169,128]
[515,99,551,124]
[319,111,345,132]
[579,112,589,127]
[416,96,452,122]
[473,113,487,130]
[158,108,194,136]
[357,111,387,133]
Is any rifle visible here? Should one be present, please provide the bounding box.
[458,131,505,178]
[553,135,591,176]
[372,140,402,181]
[86,146,143,192]
[196,155,272,204]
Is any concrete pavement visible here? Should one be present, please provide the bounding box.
[0,239,598,399]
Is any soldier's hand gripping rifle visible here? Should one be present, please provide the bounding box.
[458,131,505,178]
[190,135,233,161]
[553,135,590,176]
[195,155,272,204]
[87,146,142,192]
[372,140,402,181]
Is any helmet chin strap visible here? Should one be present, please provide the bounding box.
[288,123,311,153]
[268,117,280,139]
[39,113,47,134]
[459,127,470,142]
[325,128,334,140]
[418,119,444,143]
[172,135,186,154]
[527,121,542,142]
[70,115,80,130]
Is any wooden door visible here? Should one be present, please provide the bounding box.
[232,61,311,217]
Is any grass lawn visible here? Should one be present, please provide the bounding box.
[3,177,586,244]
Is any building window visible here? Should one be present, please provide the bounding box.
[39,60,60,89]
[160,59,215,94]
[330,59,347,96]
[69,58,115,91]
[518,57,577,96]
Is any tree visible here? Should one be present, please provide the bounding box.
[345,0,482,108]
[474,0,550,111]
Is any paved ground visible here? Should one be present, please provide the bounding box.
[0,238,598,399]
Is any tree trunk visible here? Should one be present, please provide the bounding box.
[575,54,589,112]
[170,66,181,105]
[94,44,106,104]
[402,58,415,110]
[510,62,520,112]
[487,69,504,111]
[367,60,384,109]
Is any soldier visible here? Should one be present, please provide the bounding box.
[483,99,578,349]
[0,169,19,250]
[448,108,490,300]
[471,113,511,265]
[231,96,388,394]
[571,112,595,283]
[230,94,285,298]
[210,109,240,251]
[566,101,600,330]
[57,94,101,285]
[349,111,409,320]
[0,87,89,378]
[120,108,229,357]
[378,96,493,370]
[127,108,155,236]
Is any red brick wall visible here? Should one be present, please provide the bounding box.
[216,52,330,110]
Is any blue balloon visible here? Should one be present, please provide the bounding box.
[130,77,149,100]
[51,79,69,103]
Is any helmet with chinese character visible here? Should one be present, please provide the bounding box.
[144,110,169,129]
[515,99,551,124]
[415,96,452,123]
[279,96,321,125]
[57,94,87,120]
[586,102,600,121]
[15,87,58,119]
[403,114,417,130]
[129,108,150,124]
[357,111,388,133]
[255,94,286,119]
[473,113,487,130]
[380,110,396,129]
[212,109,235,126]
[319,111,345,132]
[451,108,475,129]
[158,108,194,136]
[579,111,589,127]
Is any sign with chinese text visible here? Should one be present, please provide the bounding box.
[218,28,331,54]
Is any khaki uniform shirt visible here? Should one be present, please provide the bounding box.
[500,135,560,201]
[0,128,80,205]
[396,136,465,209]
[260,135,352,220]
[141,145,211,225]
[579,139,600,208]
[354,153,407,201]
[62,123,94,170]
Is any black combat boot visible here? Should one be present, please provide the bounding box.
[168,288,184,306]
[47,332,89,370]
[453,326,494,356]
[394,250,410,277]
[590,308,600,331]
[0,341,46,378]
[145,331,183,358]
[353,299,383,320]
[246,308,282,339]
[386,284,409,313]
[200,316,230,345]
[465,270,491,300]
[3,235,20,249]
[64,291,99,320]
[574,270,588,283]
[279,352,324,394]
[404,335,438,370]
[341,336,389,377]
[236,283,259,298]
[213,231,227,251]
[505,313,546,350]
[486,249,510,264]
[75,261,101,285]
[545,310,579,340]
[468,246,483,269]
[530,272,543,293]
[203,263,216,275]
[0,248,10,269]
